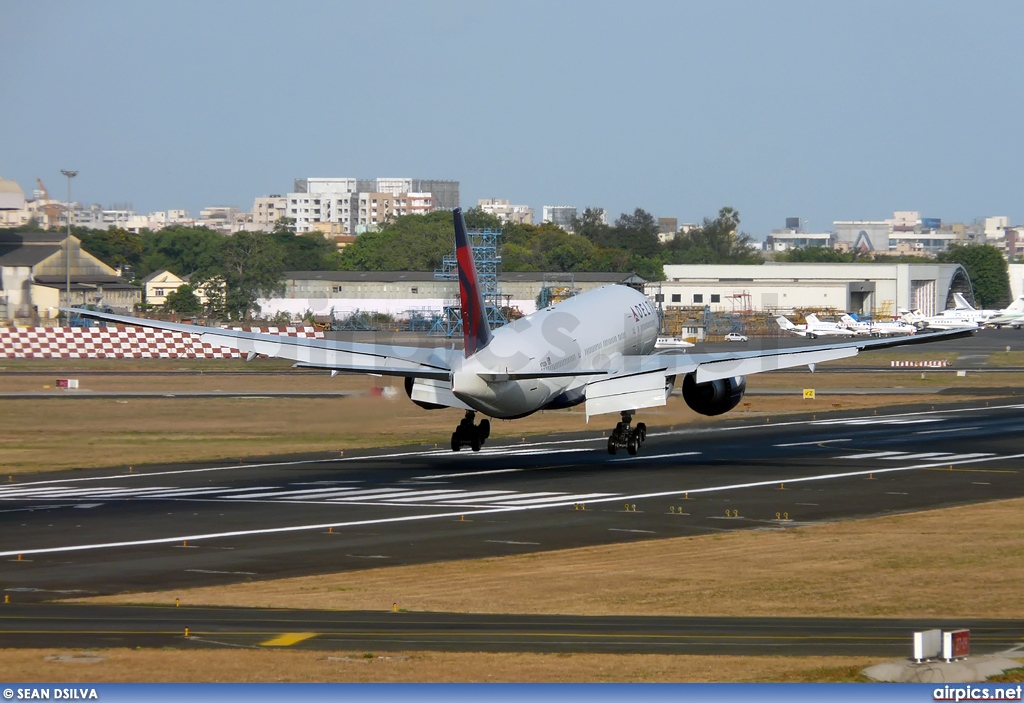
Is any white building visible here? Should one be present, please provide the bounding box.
[478,198,534,225]
[542,205,577,231]
[288,178,357,234]
[252,195,288,230]
[763,231,834,252]
[661,262,973,317]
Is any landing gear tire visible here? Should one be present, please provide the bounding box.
[450,411,489,452]
[608,411,645,456]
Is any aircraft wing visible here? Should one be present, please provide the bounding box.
[62,309,456,380]
[583,327,974,419]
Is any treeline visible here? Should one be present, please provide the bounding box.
[336,205,762,281]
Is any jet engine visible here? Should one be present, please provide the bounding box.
[681,373,746,416]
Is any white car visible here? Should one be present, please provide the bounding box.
[724,332,748,342]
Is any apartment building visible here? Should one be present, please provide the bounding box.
[478,198,534,225]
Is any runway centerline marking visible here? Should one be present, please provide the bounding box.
[5,451,1023,558]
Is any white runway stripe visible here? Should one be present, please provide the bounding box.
[6,450,1022,558]
[495,492,614,506]
[836,451,996,462]
[380,490,515,503]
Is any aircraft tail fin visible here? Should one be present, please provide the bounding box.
[453,207,493,357]
[775,316,796,330]
[953,292,975,310]
[805,314,820,325]
[1006,295,1024,313]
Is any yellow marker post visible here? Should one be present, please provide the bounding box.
[4,595,9,604]
[393,603,398,612]
[184,627,190,637]
[803,389,815,400]
[175,598,180,608]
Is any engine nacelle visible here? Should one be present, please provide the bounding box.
[404,376,447,410]
[681,373,746,416]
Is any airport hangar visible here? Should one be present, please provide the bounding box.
[265,263,973,324]
[658,262,974,318]
[259,270,648,320]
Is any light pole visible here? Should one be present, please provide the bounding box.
[60,169,77,323]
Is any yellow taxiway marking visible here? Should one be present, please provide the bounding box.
[260,632,319,647]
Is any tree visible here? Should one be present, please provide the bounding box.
[663,207,762,265]
[274,231,342,271]
[217,231,286,320]
[272,217,297,234]
[779,246,855,263]
[610,208,660,258]
[938,243,1011,308]
[78,227,144,273]
[338,211,454,271]
[138,226,223,281]
[463,206,503,230]
[572,207,610,243]
[163,283,202,316]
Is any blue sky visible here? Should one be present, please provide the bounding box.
[1,1,1021,238]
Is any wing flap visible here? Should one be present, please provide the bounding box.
[410,377,473,410]
[585,370,672,420]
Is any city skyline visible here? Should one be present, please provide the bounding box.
[2,1,1022,238]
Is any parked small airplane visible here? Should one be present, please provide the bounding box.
[981,295,1024,328]
[70,209,974,455]
[838,314,915,337]
[900,309,980,331]
[776,314,857,339]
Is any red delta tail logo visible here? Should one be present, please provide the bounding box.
[453,208,493,357]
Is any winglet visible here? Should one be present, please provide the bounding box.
[453,207,493,357]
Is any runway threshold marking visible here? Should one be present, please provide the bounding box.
[259,632,318,647]
[6,451,1024,558]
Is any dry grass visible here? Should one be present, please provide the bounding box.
[84,497,1024,619]
[0,649,887,683]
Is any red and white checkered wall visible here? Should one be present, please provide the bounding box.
[0,326,324,359]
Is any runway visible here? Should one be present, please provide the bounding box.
[2,399,1024,599]
[3,398,1024,653]
[2,603,1022,656]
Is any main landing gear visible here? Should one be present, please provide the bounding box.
[607,411,647,456]
[451,411,490,452]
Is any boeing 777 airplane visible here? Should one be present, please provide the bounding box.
[70,209,974,455]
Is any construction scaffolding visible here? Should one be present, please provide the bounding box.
[538,273,581,308]
[428,228,509,338]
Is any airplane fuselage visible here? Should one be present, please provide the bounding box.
[451,285,659,418]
